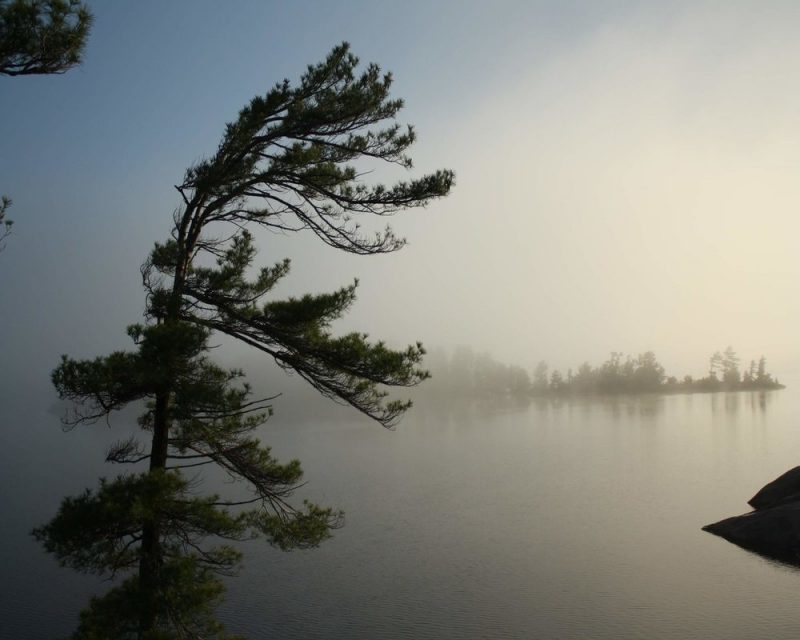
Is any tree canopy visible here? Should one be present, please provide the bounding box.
[1,0,94,252]
[35,43,454,638]
[0,195,11,249]
[0,0,92,76]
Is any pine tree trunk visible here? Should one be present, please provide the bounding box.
[138,251,186,634]
[138,388,170,634]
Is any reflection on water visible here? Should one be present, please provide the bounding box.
[4,385,799,639]
[706,390,773,416]
[530,393,668,420]
[218,386,800,639]
[434,389,778,423]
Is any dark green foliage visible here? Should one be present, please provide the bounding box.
[38,43,452,637]
[0,0,92,76]
[2,1,93,251]
[0,194,11,249]
[68,558,243,640]
[167,42,453,257]
[33,468,332,574]
[171,231,430,426]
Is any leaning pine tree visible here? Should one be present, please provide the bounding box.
[34,43,454,639]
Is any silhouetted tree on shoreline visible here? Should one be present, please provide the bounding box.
[35,43,453,637]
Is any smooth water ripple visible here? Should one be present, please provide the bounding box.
[4,382,800,638]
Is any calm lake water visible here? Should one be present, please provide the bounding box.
[4,379,800,638]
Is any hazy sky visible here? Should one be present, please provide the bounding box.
[2,0,799,392]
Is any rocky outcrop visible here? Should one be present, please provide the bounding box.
[703,467,800,565]
[747,466,800,509]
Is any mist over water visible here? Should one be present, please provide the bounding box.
[177,380,800,639]
[2,2,800,637]
[5,379,800,638]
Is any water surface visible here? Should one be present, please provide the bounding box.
[4,381,800,638]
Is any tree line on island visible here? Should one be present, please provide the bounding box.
[423,346,783,399]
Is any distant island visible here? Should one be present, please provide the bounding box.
[422,346,784,399]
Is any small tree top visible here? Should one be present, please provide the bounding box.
[0,0,92,76]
